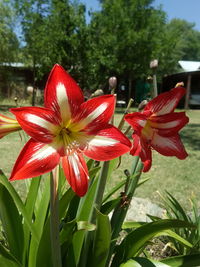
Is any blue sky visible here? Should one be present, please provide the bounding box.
[83,0,200,31]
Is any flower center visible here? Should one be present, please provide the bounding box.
[55,125,89,156]
[141,120,153,141]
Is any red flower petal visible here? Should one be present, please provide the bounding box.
[10,139,60,180]
[10,107,60,143]
[149,112,189,136]
[44,64,84,123]
[84,125,131,161]
[130,134,152,172]
[71,95,116,133]
[144,87,186,115]
[151,133,188,159]
[62,153,88,197]
[130,133,141,156]
[140,139,152,172]
[125,112,148,135]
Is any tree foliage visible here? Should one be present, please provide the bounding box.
[0,1,19,63]
[87,0,167,89]
[2,0,200,91]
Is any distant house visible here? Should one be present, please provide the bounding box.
[162,60,200,108]
[0,63,34,98]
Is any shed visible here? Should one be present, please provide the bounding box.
[161,60,200,108]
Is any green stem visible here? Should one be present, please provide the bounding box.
[118,98,134,130]
[124,125,131,135]
[50,166,62,267]
[107,157,143,266]
[93,161,110,213]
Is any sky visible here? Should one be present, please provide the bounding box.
[83,0,200,31]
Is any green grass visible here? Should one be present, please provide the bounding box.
[0,107,199,208]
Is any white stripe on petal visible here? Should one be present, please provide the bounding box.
[26,114,57,132]
[72,103,108,131]
[84,103,108,123]
[156,99,177,115]
[88,135,118,147]
[28,145,58,163]
[152,133,178,150]
[138,119,146,127]
[56,82,71,123]
[69,154,80,180]
[151,120,179,129]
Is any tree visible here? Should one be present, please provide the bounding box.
[14,0,87,77]
[86,0,167,94]
[167,19,200,61]
[14,0,88,104]
[0,1,19,63]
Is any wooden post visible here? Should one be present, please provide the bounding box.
[150,59,158,97]
[128,74,132,101]
[184,74,191,109]
[152,70,158,97]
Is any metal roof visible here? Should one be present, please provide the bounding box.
[178,60,200,72]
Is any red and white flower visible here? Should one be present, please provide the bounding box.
[125,87,189,172]
[0,114,21,138]
[10,64,131,196]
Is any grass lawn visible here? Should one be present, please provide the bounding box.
[0,107,199,208]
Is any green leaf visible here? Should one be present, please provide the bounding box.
[106,158,120,181]
[122,221,146,229]
[28,176,51,267]
[77,221,96,231]
[137,177,151,188]
[165,192,189,222]
[0,242,22,267]
[23,177,41,261]
[36,182,74,267]
[101,198,121,215]
[72,176,98,265]
[111,219,195,266]
[0,256,21,267]
[120,258,170,267]
[89,209,111,267]
[0,171,39,243]
[59,188,75,220]
[87,159,95,170]
[25,177,41,217]
[103,180,126,203]
[34,176,50,237]
[155,230,193,248]
[60,219,77,245]
[89,166,101,180]
[0,183,24,263]
[131,217,193,249]
[161,254,200,266]
[36,219,53,267]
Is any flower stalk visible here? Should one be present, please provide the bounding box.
[50,166,62,267]
[107,156,143,265]
[118,98,134,130]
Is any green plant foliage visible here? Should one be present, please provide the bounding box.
[156,192,200,255]
[111,219,195,266]
[161,254,200,266]
[120,258,169,267]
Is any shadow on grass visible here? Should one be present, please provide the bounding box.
[181,123,200,151]
[0,105,16,111]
